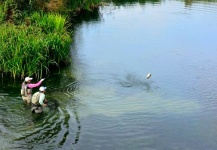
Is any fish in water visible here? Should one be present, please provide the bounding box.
[147,73,151,79]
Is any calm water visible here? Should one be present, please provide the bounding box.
[1,0,217,149]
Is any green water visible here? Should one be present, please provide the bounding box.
[1,0,217,149]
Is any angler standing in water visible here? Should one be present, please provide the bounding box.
[21,77,45,103]
[31,86,48,113]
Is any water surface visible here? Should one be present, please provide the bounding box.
[1,0,217,149]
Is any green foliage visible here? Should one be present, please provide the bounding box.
[67,0,100,11]
[0,5,5,23]
[0,0,100,79]
[30,12,68,33]
[0,0,24,24]
[0,23,71,79]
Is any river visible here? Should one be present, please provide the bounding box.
[1,0,217,149]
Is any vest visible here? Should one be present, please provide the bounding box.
[32,92,41,104]
[21,82,32,96]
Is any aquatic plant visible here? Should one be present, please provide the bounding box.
[0,23,71,79]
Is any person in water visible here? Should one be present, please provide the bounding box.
[31,86,48,113]
[21,77,45,103]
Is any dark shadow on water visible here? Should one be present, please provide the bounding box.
[182,0,217,6]
[109,0,217,6]
[111,0,161,5]
[69,8,102,27]
[66,98,82,146]
[31,112,48,122]
[119,72,156,92]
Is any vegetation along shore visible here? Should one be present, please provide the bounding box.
[0,0,100,79]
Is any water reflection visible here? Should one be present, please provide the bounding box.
[70,8,102,26]
[70,0,217,149]
[110,0,217,6]
[182,0,217,6]
[1,0,217,149]
[111,0,161,5]
[67,98,81,145]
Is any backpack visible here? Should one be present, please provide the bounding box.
[32,92,41,104]
[21,83,27,96]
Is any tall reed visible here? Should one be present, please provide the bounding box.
[0,0,100,79]
[0,23,71,79]
[30,12,68,33]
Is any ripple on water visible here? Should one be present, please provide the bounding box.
[76,112,160,150]
[2,102,79,150]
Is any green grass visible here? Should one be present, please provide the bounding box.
[0,0,100,79]
[0,23,71,79]
[30,12,68,33]
[0,4,5,23]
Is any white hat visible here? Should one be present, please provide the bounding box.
[39,86,47,92]
[25,77,33,82]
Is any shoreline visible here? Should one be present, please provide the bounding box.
[0,0,100,80]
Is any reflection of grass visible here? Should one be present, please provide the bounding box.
[109,0,217,6]
[68,0,100,12]
[111,0,161,5]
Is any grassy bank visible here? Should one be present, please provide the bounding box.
[0,23,71,79]
[0,11,71,79]
[0,0,100,79]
